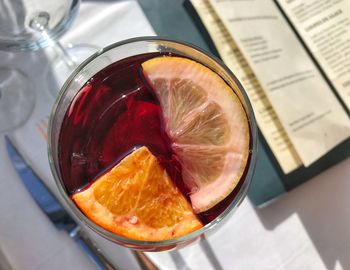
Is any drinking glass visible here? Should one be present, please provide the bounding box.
[0,0,95,132]
[48,37,257,251]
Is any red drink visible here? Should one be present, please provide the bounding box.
[49,38,256,249]
[59,53,178,194]
[59,52,249,224]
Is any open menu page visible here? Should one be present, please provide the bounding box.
[190,0,302,174]
[208,0,350,167]
[276,0,350,110]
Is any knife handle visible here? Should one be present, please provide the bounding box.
[70,227,117,270]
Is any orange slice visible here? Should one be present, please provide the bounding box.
[72,146,203,241]
[142,56,250,213]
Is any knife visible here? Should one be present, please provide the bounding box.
[5,136,117,270]
[5,136,159,270]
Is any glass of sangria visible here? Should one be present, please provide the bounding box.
[48,37,257,251]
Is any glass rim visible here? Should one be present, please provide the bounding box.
[47,36,258,248]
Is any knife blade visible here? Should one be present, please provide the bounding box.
[5,136,116,270]
[0,246,13,270]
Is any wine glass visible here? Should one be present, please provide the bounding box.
[0,0,95,132]
[0,0,79,51]
[48,37,258,251]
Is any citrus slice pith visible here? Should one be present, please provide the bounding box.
[72,146,203,241]
[142,56,250,213]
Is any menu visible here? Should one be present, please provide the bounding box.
[276,0,350,110]
[190,0,350,173]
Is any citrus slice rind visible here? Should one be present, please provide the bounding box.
[72,146,203,241]
[142,56,250,213]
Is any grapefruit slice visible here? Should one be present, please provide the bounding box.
[142,56,250,213]
[72,146,203,241]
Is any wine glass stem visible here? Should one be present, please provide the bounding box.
[29,11,77,69]
[51,38,77,69]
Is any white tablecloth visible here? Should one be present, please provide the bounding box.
[146,158,350,270]
[0,1,349,270]
[2,133,349,270]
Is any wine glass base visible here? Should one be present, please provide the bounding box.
[0,68,35,133]
[47,44,99,97]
